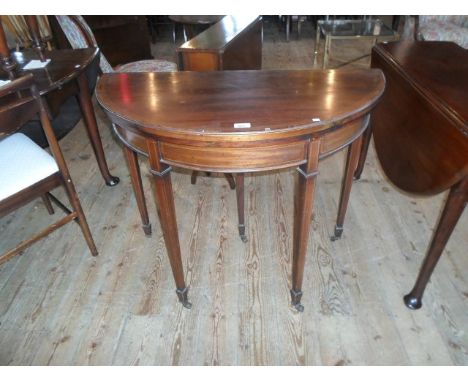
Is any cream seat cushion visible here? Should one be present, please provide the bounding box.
[0,133,59,201]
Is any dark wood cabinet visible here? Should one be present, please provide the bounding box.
[49,16,153,67]
[177,15,262,71]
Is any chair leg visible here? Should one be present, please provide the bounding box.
[225,173,236,190]
[191,171,236,190]
[123,145,152,236]
[61,177,98,256]
[236,173,248,242]
[41,193,54,215]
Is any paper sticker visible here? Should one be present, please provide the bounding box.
[23,59,51,70]
[233,122,251,129]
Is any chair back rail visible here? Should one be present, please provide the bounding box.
[0,74,72,191]
[0,74,38,137]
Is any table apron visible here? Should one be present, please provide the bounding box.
[112,115,367,172]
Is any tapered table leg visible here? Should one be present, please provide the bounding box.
[404,178,468,309]
[147,141,191,308]
[354,120,372,180]
[76,73,119,187]
[291,139,320,312]
[236,173,247,242]
[331,135,363,241]
[123,145,151,236]
[190,170,199,185]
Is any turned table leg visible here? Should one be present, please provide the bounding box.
[123,145,152,236]
[147,141,191,308]
[76,73,119,187]
[331,135,363,241]
[404,177,468,309]
[291,139,320,312]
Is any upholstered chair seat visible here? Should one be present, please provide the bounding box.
[0,133,58,201]
[117,59,177,73]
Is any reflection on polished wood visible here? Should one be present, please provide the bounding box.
[177,15,262,71]
[96,69,385,310]
[360,41,468,309]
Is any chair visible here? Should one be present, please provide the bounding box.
[402,16,468,49]
[281,15,307,42]
[0,74,97,265]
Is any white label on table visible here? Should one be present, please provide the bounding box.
[233,122,251,129]
[312,118,321,122]
[23,59,51,70]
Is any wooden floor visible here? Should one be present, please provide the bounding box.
[1,17,467,366]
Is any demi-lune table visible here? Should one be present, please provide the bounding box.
[96,69,385,311]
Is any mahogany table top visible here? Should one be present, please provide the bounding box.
[0,48,99,96]
[96,69,385,141]
[374,41,468,131]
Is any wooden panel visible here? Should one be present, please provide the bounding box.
[319,117,366,158]
[371,42,468,196]
[221,19,262,70]
[178,52,219,71]
[159,139,308,172]
[113,124,148,156]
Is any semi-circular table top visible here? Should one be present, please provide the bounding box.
[96,69,385,142]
